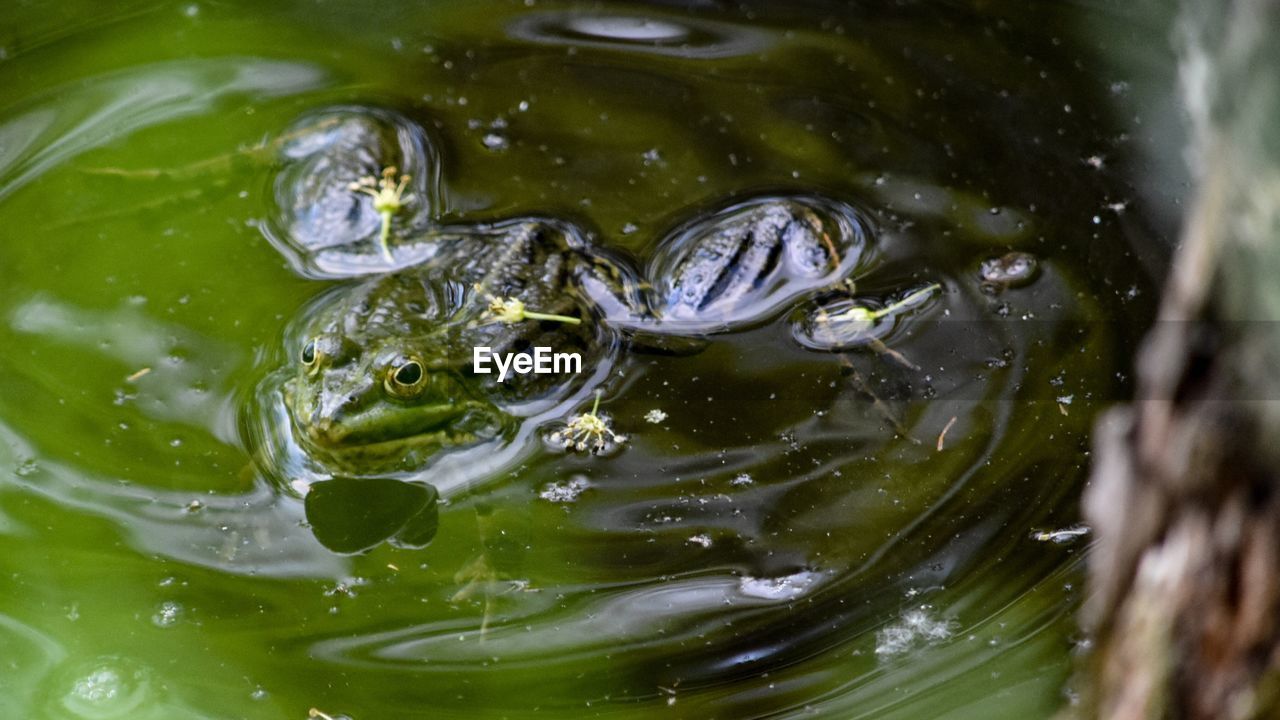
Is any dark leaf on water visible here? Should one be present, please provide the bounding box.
[305,477,440,554]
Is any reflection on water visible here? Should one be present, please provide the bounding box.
[508,11,772,58]
[0,1,1162,718]
[0,419,343,578]
[0,58,327,202]
[10,297,241,442]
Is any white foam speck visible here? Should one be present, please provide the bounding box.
[875,606,955,657]
[151,601,182,628]
[738,570,822,601]
[539,476,591,503]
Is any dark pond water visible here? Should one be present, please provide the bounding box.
[0,1,1166,718]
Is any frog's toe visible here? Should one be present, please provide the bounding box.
[647,195,870,333]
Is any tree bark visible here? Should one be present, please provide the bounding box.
[1081,1,1280,718]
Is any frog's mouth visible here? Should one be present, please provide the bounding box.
[289,395,507,468]
[305,426,481,466]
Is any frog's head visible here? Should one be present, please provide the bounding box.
[281,322,506,473]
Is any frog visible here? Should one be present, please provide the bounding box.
[276,219,623,475]
[253,105,871,481]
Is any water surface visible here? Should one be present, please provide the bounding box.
[0,2,1165,718]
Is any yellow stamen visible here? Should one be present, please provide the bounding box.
[348,165,412,263]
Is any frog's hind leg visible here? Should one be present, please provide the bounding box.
[569,245,658,328]
[641,196,868,336]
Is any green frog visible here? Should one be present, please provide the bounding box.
[256,106,871,480]
[277,219,622,474]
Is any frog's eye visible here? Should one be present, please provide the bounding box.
[385,358,426,397]
[394,361,423,385]
[301,340,317,365]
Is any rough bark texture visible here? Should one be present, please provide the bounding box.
[1081,0,1280,718]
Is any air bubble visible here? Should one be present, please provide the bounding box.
[47,657,155,719]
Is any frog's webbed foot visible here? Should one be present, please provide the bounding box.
[837,354,916,440]
[641,196,870,336]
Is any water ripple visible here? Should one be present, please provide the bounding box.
[0,57,327,201]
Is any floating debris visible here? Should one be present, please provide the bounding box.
[549,392,627,453]
[1031,524,1091,544]
[688,533,713,548]
[936,416,958,451]
[874,606,955,657]
[826,283,939,327]
[61,658,155,717]
[481,132,509,152]
[794,283,940,351]
[730,472,753,486]
[151,600,182,628]
[125,367,151,382]
[1057,394,1074,416]
[539,475,591,503]
[644,408,668,424]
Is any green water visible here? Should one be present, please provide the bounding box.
[0,2,1165,718]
